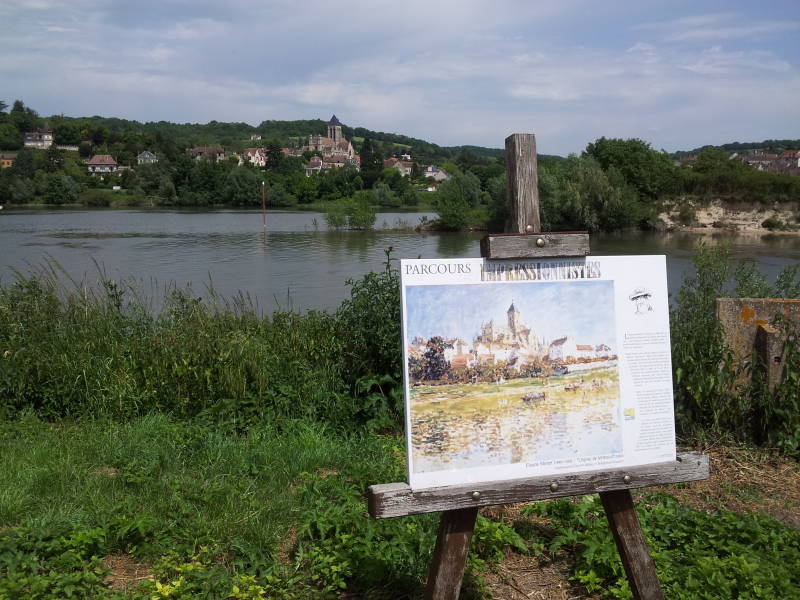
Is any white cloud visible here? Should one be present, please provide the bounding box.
[636,12,800,42]
[0,1,798,154]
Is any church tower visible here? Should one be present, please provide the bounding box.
[327,115,343,144]
[507,302,520,333]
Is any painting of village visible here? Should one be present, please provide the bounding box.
[404,280,621,478]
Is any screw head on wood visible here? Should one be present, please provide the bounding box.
[525,224,534,233]
[549,482,559,492]
[471,491,481,501]
[623,475,632,484]
[536,237,545,248]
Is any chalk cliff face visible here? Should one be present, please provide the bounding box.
[659,199,799,232]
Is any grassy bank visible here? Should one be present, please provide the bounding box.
[1,248,799,598]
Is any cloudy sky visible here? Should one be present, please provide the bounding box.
[2,0,798,155]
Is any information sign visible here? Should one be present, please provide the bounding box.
[401,256,675,489]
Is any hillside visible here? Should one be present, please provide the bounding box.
[672,138,800,159]
[26,111,507,164]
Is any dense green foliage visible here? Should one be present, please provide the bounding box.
[671,245,800,453]
[521,493,800,599]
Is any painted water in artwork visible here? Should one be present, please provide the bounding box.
[405,280,622,474]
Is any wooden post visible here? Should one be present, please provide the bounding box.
[505,133,539,234]
[424,508,478,600]
[600,490,666,600]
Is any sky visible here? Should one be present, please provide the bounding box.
[405,281,616,350]
[1,0,798,155]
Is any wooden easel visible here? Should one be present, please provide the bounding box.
[368,134,710,600]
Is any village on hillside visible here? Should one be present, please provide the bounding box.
[2,115,452,187]
[407,301,616,385]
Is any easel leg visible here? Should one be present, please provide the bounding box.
[600,490,665,600]
[424,507,479,600]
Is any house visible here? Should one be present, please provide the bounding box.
[423,165,450,181]
[384,157,413,177]
[243,148,266,168]
[0,153,16,169]
[137,151,158,165]
[250,133,262,141]
[188,146,225,162]
[24,125,53,149]
[304,157,323,176]
[87,154,118,175]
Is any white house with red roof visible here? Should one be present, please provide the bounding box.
[87,154,118,175]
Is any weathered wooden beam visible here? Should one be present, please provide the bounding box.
[481,232,590,259]
[505,133,539,234]
[600,490,666,600]
[424,507,479,600]
[368,452,708,519]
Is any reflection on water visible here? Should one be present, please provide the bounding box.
[1,207,799,313]
[411,368,622,474]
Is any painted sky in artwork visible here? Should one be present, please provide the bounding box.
[2,0,798,154]
[405,280,616,349]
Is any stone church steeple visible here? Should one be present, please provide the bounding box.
[507,301,520,333]
[327,115,343,144]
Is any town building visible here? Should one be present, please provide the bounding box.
[243,148,266,168]
[137,151,158,165]
[423,165,450,181]
[304,115,356,162]
[188,146,225,162]
[472,302,546,368]
[87,154,118,175]
[0,153,16,169]
[384,157,413,177]
[24,125,53,149]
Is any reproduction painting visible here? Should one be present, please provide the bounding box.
[401,256,676,489]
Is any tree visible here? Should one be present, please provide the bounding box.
[43,174,80,204]
[222,166,261,205]
[419,336,452,381]
[8,100,38,133]
[359,137,383,188]
[0,122,21,150]
[584,137,675,199]
[11,147,35,179]
[45,144,65,173]
[264,139,284,171]
[157,175,177,204]
[371,182,398,207]
[435,178,471,231]
[53,122,81,145]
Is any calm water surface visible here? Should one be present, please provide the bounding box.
[2,207,799,313]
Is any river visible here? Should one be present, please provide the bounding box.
[1,207,799,314]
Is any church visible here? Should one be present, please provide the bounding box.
[304,115,356,161]
[471,302,546,366]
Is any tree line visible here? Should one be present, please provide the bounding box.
[1,99,797,233]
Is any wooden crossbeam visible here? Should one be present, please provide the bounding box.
[480,231,590,259]
[369,452,708,519]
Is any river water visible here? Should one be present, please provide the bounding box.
[1,207,799,313]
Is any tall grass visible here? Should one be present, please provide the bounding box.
[0,260,400,428]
